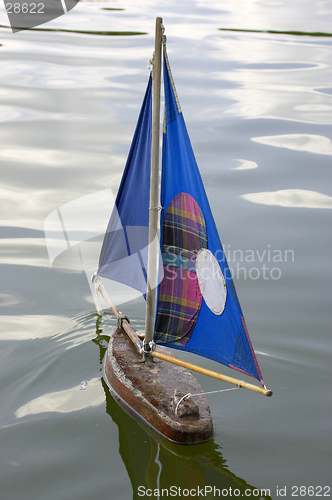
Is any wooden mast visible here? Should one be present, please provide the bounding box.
[144,17,163,354]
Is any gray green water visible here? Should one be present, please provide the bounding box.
[0,1,331,499]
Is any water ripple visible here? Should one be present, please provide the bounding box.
[252,133,332,155]
[241,189,332,208]
[15,377,105,418]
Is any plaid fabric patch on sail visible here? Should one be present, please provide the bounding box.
[155,192,207,346]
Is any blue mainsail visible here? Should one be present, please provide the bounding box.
[98,75,152,295]
[154,48,264,386]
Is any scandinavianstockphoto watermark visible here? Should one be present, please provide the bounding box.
[44,189,295,289]
[162,244,295,282]
[4,0,78,33]
[44,189,295,312]
[223,244,295,281]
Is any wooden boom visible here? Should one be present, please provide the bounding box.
[152,351,272,397]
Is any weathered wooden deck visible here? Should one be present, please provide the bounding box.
[103,327,214,445]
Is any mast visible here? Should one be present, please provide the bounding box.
[144,17,163,354]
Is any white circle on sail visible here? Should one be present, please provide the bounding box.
[196,249,227,315]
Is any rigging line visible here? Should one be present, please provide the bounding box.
[193,387,240,397]
[175,387,239,416]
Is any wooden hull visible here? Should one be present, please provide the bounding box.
[103,327,214,445]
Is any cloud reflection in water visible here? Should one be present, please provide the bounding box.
[15,378,105,418]
[241,189,332,208]
[252,133,332,155]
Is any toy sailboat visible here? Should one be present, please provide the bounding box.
[94,17,272,445]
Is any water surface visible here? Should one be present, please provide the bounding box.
[0,1,331,498]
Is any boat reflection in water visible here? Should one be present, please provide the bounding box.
[93,316,272,500]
